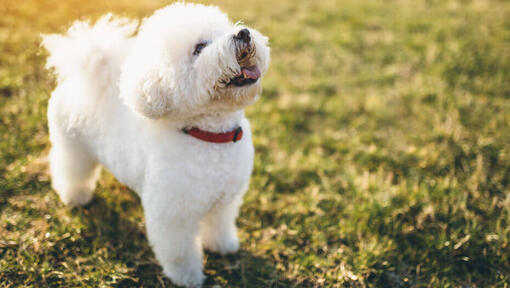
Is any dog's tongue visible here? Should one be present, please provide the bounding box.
[241,66,261,79]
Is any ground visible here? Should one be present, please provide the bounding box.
[1,0,509,287]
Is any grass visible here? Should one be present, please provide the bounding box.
[1,0,510,286]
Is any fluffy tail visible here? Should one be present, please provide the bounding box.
[41,14,137,83]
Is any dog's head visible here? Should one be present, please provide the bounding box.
[119,3,270,119]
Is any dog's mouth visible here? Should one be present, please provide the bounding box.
[227,65,261,87]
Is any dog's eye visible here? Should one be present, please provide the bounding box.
[193,42,208,56]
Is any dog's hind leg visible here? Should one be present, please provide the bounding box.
[49,134,100,207]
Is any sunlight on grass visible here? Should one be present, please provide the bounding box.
[1,0,509,286]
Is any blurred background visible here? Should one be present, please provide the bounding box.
[1,0,509,286]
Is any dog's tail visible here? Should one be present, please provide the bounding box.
[41,14,137,83]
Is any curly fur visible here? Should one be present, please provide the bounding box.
[42,3,270,287]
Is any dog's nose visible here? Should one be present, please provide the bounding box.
[234,29,250,43]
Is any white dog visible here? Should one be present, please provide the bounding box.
[42,3,269,287]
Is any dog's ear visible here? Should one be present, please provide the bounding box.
[119,59,175,119]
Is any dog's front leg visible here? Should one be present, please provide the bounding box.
[201,195,242,255]
[142,192,205,287]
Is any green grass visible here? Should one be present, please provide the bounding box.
[1,0,510,286]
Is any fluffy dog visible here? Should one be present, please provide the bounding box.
[42,3,269,287]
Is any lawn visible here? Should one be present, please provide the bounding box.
[1,0,510,287]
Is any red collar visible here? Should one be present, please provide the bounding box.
[182,126,243,143]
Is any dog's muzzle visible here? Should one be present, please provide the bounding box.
[235,29,255,61]
[227,29,260,87]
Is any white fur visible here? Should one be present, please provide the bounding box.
[42,3,269,287]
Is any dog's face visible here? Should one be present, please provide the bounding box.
[119,3,270,119]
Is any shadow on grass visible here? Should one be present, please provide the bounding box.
[74,194,296,287]
[360,200,510,287]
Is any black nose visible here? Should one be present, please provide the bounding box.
[234,28,250,43]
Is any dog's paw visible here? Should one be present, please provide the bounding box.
[203,233,240,255]
[163,263,205,288]
[57,185,94,207]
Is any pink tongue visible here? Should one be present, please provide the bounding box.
[241,66,261,79]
